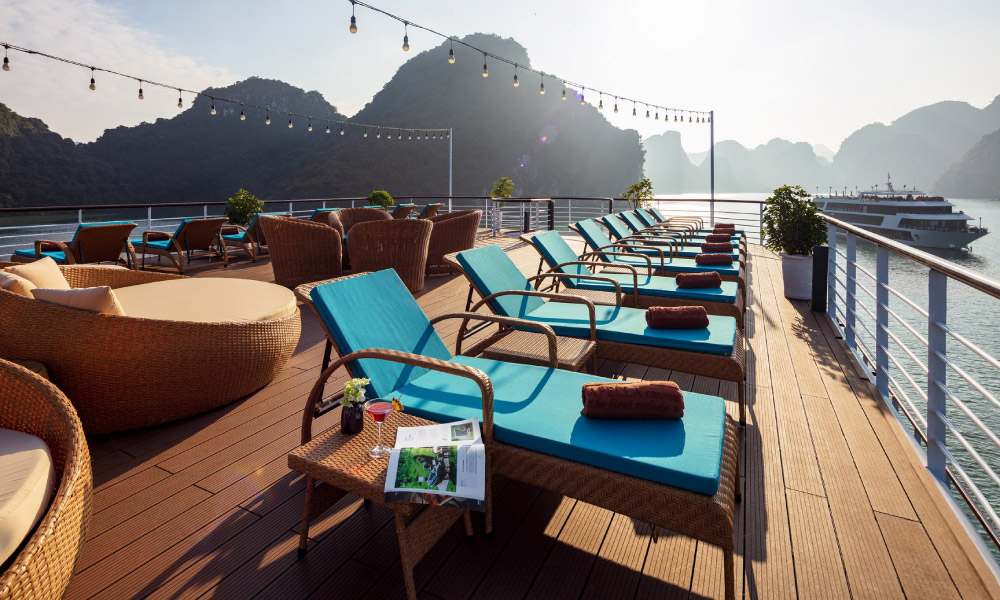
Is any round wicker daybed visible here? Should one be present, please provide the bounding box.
[0,265,301,435]
[0,359,92,600]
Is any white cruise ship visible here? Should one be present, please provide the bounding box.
[813,175,988,250]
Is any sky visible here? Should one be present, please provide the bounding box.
[2,0,999,153]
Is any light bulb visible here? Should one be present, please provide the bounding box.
[376,129,381,138]
[177,93,183,109]
[633,106,637,117]
[288,119,293,128]
[688,115,692,122]
[614,103,618,114]
[708,116,712,123]
[210,100,216,115]
[326,124,330,134]
[482,60,488,77]
[408,132,412,140]
[402,34,409,51]
[561,89,566,101]
[646,109,650,118]
[308,122,313,132]
[539,81,545,95]
[580,88,585,105]
[349,15,357,33]
[599,98,604,110]
[240,109,245,121]
[513,72,519,87]
[265,113,271,125]
[340,124,345,135]
[89,77,96,91]
[674,114,678,122]
[363,128,367,138]
[580,95,585,105]
[448,48,455,63]
[138,83,144,100]
[2,57,9,72]
[398,131,402,139]
[655,110,659,120]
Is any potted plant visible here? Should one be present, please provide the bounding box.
[367,190,395,210]
[225,188,264,227]
[761,184,827,300]
[340,377,370,434]
[489,176,515,235]
[622,177,654,209]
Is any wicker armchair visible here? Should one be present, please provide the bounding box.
[0,359,92,600]
[0,264,301,434]
[259,216,343,289]
[426,210,482,274]
[336,207,392,236]
[348,219,433,292]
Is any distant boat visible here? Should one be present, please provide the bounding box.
[814,174,988,250]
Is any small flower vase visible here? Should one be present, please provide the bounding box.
[341,404,365,434]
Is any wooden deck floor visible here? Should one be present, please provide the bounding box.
[66,237,1000,599]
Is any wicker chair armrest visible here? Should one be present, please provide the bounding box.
[142,230,172,243]
[470,289,597,341]
[528,272,626,306]
[429,312,559,366]
[302,347,496,443]
[33,240,76,264]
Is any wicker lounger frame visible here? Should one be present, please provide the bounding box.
[299,347,741,600]
[0,359,92,600]
[0,264,301,434]
[519,234,745,328]
[133,217,229,274]
[443,252,746,424]
[223,213,292,262]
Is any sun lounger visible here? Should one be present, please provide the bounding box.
[414,203,444,219]
[297,269,741,600]
[603,214,745,262]
[445,245,746,422]
[572,219,746,294]
[11,221,137,268]
[129,217,228,273]
[391,203,416,219]
[222,212,291,262]
[521,230,744,326]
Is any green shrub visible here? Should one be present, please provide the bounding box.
[367,190,394,209]
[761,184,827,256]
[225,189,263,227]
[622,178,654,209]
[489,176,514,208]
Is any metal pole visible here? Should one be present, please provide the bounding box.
[827,224,837,323]
[845,232,857,352]
[710,110,715,226]
[448,128,453,199]
[876,246,889,401]
[927,268,948,483]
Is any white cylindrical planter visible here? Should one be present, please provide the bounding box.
[780,253,813,300]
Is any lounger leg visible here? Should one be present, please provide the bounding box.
[394,512,419,600]
[322,340,332,373]
[724,546,736,600]
[298,476,315,554]
[739,383,745,426]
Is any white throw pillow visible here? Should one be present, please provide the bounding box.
[3,257,70,290]
[31,286,126,316]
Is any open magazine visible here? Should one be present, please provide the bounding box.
[384,418,486,512]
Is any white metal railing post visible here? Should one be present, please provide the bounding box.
[827,224,837,323]
[323,200,327,209]
[147,206,153,231]
[77,209,83,225]
[876,246,890,400]
[758,203,764,245]
[448,197,452,212]
[845,233,857,351]
[927,269,948,483]
[288,202,293,214]
[203,205,208,218]
[710,199,715,228]
[567,199,573,227]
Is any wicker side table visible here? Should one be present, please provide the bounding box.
[481,330,597,373]
[288,412,473,600]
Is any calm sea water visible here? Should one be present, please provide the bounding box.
[656,193,1000,557]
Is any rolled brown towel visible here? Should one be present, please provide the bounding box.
[676,271,722,289]
[221,226,241,235]
[695,253,734,266]
[145,231,171,241]
[715,222,735,228]
[705,233,732,243]
[646,305,710,329]
[713,226,736,234]
[581,381,684,419]
[701,242,734,253]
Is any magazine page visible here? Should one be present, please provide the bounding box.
[384,418,486,503]
[393,418,481,449]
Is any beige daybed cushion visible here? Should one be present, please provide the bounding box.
[114,278,297,323]
[0,428,57,566]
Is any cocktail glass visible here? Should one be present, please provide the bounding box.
[364,399,394,458]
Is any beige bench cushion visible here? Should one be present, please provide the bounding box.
[0,428,56,566]
[114,278,297,323]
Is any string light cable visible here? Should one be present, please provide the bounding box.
[343,0,711,123]
[0,41,452,138]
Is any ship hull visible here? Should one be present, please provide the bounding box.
[836,225,987,250]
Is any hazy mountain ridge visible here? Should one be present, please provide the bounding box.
[934,128,1000,200]
[0,35,642,207]
[644,94,1000,198]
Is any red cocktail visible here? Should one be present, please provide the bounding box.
[364,400,394,458]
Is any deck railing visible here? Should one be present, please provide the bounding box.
[824,215,1000,561]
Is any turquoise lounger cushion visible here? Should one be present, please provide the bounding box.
[12,249,68,263]
[455,245,545,317]
[222,233,245,242]
[391,203,416,216]
[130,219,194,249]
[608,254,741,277]
[521,303,736,355]
[601,216,635,241]
[635,209,658,227]
[388,355,726,495]
[310,269,453,398]
[574,272,738,303]
[618,211,651,233]
[625,242,740,258]
[531,231,592,276]
[574,219,618,251]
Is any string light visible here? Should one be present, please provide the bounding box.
[288,118,293,128]
[349,0,358,33]
[265,109,271,125]
[408,131,412,140]
[240,104,245,120]
[2,44,9,71]
[176,89,183,109]
[646,106,650,119]
[539,75,545,95]
[308,119,313,131]
[632,101,636,117]
[210,97,216,115]
[398,129,402,139]
[363,127,367,137]
[326,123,331,133]
[137,80,144,100]
[654,109,659,120]
[561,88,566,101]
[580,87,585,105]
[512,65,518,87]
[340,123,345,135]
[89,67,96,90]
[674,113,678,122]
[402,22,409,51]
[599,94,603,110]
[340,1,710,122]
[376,127,381,138]
[614,97,618,113]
